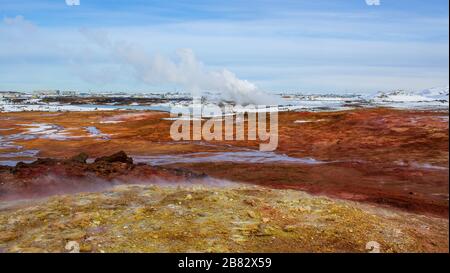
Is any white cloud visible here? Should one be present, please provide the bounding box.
[0,13,448,94]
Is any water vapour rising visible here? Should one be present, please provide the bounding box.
[80,28,277,105]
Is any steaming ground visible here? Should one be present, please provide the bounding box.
[0,108,448,252]
[80,29,277,105]
[0,183,448,253]
[0,175,242,202]
[0,152,447,253]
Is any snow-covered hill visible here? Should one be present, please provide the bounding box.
[420,86,449,101]
[373,86,449,102]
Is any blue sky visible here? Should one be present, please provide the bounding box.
[0,0,448,94]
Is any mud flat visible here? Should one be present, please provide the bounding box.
[0,108,448,217]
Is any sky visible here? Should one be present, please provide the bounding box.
[0,0,448,94]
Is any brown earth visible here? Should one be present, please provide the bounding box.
[0,108,448,218]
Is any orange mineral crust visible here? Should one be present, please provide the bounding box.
[0,108,448,217]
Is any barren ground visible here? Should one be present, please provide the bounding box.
[0,108,448,252]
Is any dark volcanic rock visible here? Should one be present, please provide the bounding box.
[69,152,89,164]
[31,158,58,166]
[0,151,205,200]
[94,151,133,164]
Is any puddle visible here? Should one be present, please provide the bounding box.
[85,126,102,135]
[294,119,328,124]
[0,150,39,158]
[0,148,40,166]
[0,123,112,165]
[99,121,123,124]
[0,135,23,150]
[84,126,110,140]
[0,160,35,167]
[161,117,205,121]
[0,123,110,147]
[133,151,326,165]
[18,123,79,140]
[410,162,449,171]
[100,112,163,123]
[394,160,449,171]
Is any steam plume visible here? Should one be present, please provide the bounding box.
[80,28,277,105]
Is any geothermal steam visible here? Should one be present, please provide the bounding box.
[80,29,276,105]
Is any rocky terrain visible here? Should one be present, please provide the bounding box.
[0,151,204,200]
[0,108,448,252]
[0,181,448,253]
[0,151,447,253]
[2,108,447,216]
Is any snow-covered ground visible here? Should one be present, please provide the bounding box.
[1,86,448,113]
[369,86,448,110]
[0,103,101,112]
[373,86,449,102]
